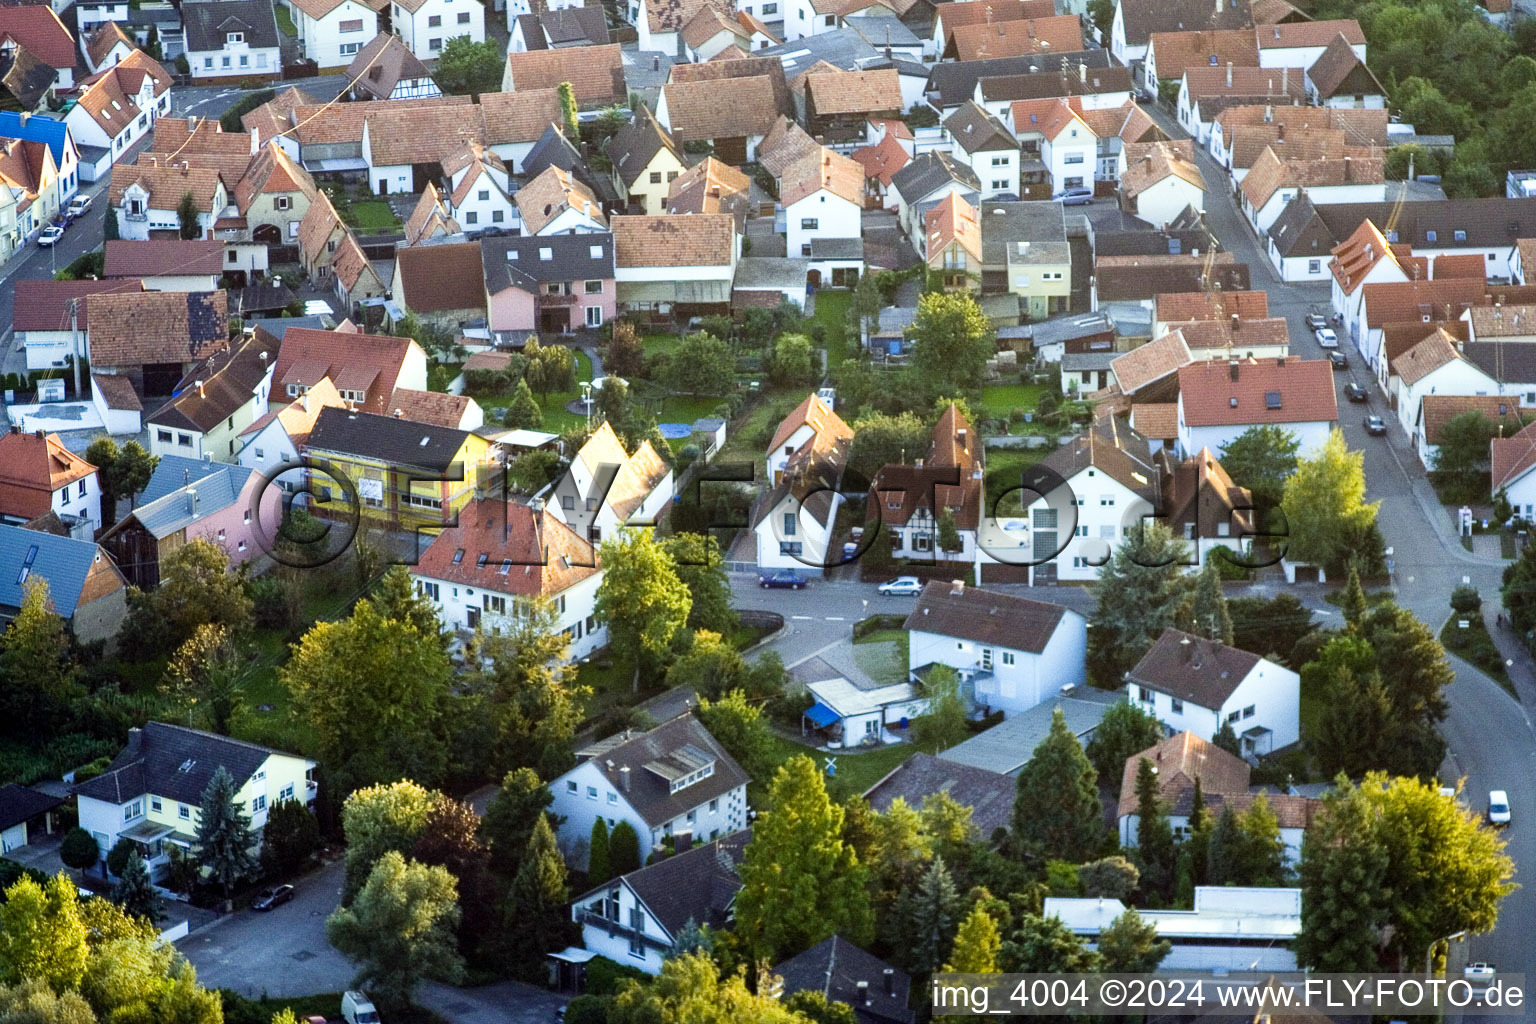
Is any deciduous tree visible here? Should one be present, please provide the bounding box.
[0,578,81,739]
[596,529,692,685]
[260,799,321,879]
[911,665,968,753]
[695,689,776,784]
[665,333,735,397]
[908,292,993,399]
[660,533,738,636]
[1077,856,1139,902]
[608,951,807,1024]
[1217,425,1299,508]
[769,334,816,386]
[847,411,931,480]
[735,756,874,960]
[605,320,645,378]
[327,851,464,1010]
[557,82,580,141]
[1000,914,1101,973]
[60,829,100,883]
[341,781,440,901]
[1280,430,1380,573]
[466,604,589,778]
[665,630,747,701]
[0,874,88,990]
[163,623,247,735]
[435,37,504,94]
[371,565,450,649]
[127,537,252,655]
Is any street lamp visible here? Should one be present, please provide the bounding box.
[579,382,593,429]
[1425,931,1467,976]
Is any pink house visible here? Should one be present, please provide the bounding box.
[481,233,616,334]
[99,458,282,590]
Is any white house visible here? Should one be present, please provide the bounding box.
[65,51,173,180]
[568,831,748,974]
[286,0,381,70]
[549,712,750,870]
[782,147,862,260]
[1255,19,1365,70]
[753,392,852,574]
[889,151,981,246]
[0,785,63,855]
[516,164,606,237]
[547,421,673,548]
[1493,419,1536,520]
[1415,395,1523,474]
[612,213,739,316]
[235,377,344,492]
[1175,358,1338,460]
[1118,139,1204,230]
[904,580,1087,716]
[75,722,316,882]
[1009,99,1097,196]
[944,101,1018,200]
[444,143,518,234]
[871,404,984,564]
[145,333,276,463]
[181,0,281,80]
[802,677,929,747]
[0,429,104,537]
[1126,629,1301,756]
[1239,147,1386,236]
[1328,219,1417,339]
[1393,329,1500,439]
[1115,730,1319,865]
[410,497,607,657]
[390,0,485,60]
[1109,0,1258,67]
[108,157,228,242]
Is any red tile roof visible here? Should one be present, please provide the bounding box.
[769,392,853,454]
[13,279,144,332]
[0,431,97,521]
[1493,419,1536,489]
[851,132,909,187]
[269,326,418,416]
[0,6,76,68]
[1176,357,1338,426]
[414,498,599,597]
[104,240,225,278]
[1116,729,1251,820]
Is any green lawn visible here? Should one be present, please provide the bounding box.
[275,5,297,34]
[1441,616,1518,699]
[978,383,1046,417]
[642,334,683,356]
[811,290,852,374]
[852,639,908,685]
[346,199,400,232]
[984,445,1051,515]
[760,733,917,801]
[475,350,593,434]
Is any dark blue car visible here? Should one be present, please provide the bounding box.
[759,570,807,589]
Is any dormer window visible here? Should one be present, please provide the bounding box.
[228,31,244,44]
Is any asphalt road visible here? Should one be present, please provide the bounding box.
[171,76,351,120]
[0,192,109,378]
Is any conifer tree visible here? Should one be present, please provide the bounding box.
[193,765,256,898]
[587,818,611,884]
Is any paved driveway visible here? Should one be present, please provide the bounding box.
[419,980,566,1024]
[179,860,356,997]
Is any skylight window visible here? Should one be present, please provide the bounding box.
[589,244,603,258]
[1265,391,1282,410]
[539,247,553,260]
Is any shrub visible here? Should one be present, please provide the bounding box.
[1450,585,1482,614]
[583,956,650,996]
[1206,546,1254,581]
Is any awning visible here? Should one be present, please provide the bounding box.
[804,702,841,728]
[302,157,368,172]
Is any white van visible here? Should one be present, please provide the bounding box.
[342,992,379,1024]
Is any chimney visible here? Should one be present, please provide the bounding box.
[857,982,871,1007]
[1264,103,1273,123]
[1229,359,1240,381]
[1079,61,1086,83]
[1276,355,1286,367]
[395,408,404,418]
[1277,122,1286,142]
[950,579,965,595]
[883,969,896,997]
[619,766,630,792]
[195,379,205,398]
[126,727,142,754]
[1226,62,1233,88]
[1281,67,1288,94]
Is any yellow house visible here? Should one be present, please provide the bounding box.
[234,141,318,245]
[608,104,686,215]
[925,192,982,293]
[75,722,316,883]
[302,405,494,530]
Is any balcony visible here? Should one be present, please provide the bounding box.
[124,211,148,222]
[537,292,578,307]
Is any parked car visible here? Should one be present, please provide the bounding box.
[878,576,923,596]
[1329,351,1348,369]
[1052,187,1093,205]
[1488,790,1511,826]
[37,224,64,247]
[66,194,91,218]
[1345,382,1368,402]
[759,569,807,589]
[1304,313,1328,331]
[251,884,295,911]
[1363,415,1387,436]
[342,992,379,1024]
[1314,327,1338,348]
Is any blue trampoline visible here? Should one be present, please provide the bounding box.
[656,423,692,438]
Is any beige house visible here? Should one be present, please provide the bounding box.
[608,105,685,215]
[233,141,317,244]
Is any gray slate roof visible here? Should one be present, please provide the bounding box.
[573,712,749,829]
[1062,350,1118,371]
[890,151,980,205]
[944,101,1015,155]
[810,237,864,260]
[774,936,915,1024]
[306,407,471,473]
[181,0,279,52]
[938,690,1121,776]
[0,783,64,832]
[481,233,616,294]
[1029,311,1116,347]
[862,752,1015,836]
[733,256,811,289]
[0,524,109,619]
[515,6,608,48]
[926,50,1110,108]
[574,828,750,940]
[979,201,1069,266]
[76,722,298,807]
[759,28,878,72]
[140,454,255,506]
[131,463,253,540]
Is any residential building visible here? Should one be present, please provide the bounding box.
[657,74,779,164]
[753,392,852,572]
[1109,0,1254,66]
[1208,104,1390,171]
[666,156,752,230]
[516,164,607,236]
[390,0,485,60]
[481,232,618,333]
[1416,395,1524,473]
[773,938,915,1024]
[1239,146,1386,235]
[1142,29,1259,97]
[1304,32,1385,108]
[1393,328,1499,439]
[889,151,979,247]
[1119,139,1205,229]
[1168,318,1290,362]
[612,214,739,316]
[501,44,625,109]
[905,580,1087,716]
[802,68,902,143]
[85,289,229,396]
[403,182,459,244]
[98,457,280,587]
[0,136,62,241]
[1152,290,1268,341]
[0,111,80,205]
[479,88,565,172]
[568,831,749,975]
[102,239,223,291]
[783,146,862,260]
[1255,18,1365,69]
[943,101,1017,199]
[1047,887,1301,972]
[108,156,227,242]
[608,105,684,216]
[1175,357,1337,458]
[287,0,383,71]
[393,239,489,330]
[932,0,1054,55]
[0,523,128,645]
[1176,65,1306,144]
[233,141,317,246]
[547,421,673,544]
[235,376,344,492]
[302,406,494,530]
[549,712,750,869]
[509,6,608,52]
[0,429,102,538]
[14,278,142,372]
[0,5,76,99]
[269,324,428,414]
[346,31,440,99]
[65,51,174,181]
[75,722,315,881]
[922,192,980,291]
[1358,279,1493,384]
[1008,98,1096,197]
[851,131,910,210]
[76,0,131,39]
[1126,628,1301,755]
[443,143,516,233]
[862,752,1015,837]
[182,0,280,80]
[977,200,1070,320]
[1493,419,1536,519]
[945,15,1083,62]
[145,334,276,462]
[870,403,983,563]
[938,689,1120,776]
[1092,253,1250,314]
[410,498,606,655]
